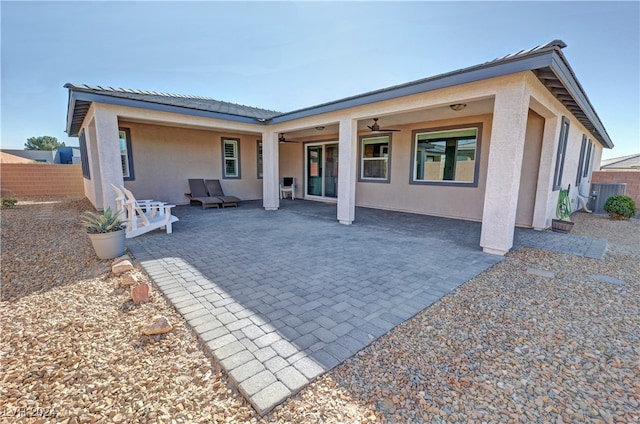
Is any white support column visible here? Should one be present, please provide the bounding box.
[480,84,530,255]
[93,107,124,211]
[531,116,561,230]
[337,117,358,224]
[262,130,280,210]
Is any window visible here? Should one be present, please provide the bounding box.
[222,138,240,178]
[257,140,263,179]
[360,135,391,182]
[411,125,481,187]
[119,128,134,181]
[583,139,593,178]
[79,129,90,179]
[576,135,587,186]
[552,117,570,190]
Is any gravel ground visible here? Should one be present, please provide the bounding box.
[1,199,638,423]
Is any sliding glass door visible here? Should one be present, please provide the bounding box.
[305,142,338,199]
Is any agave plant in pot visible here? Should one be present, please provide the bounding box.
[551,184,574,233]
[82,207,127,259]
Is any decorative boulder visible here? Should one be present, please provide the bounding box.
[112,260,134,275]
[143,316,172,335]
[131,283,150,304]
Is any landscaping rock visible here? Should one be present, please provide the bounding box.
[142,316,173,335]
[112,259,134,274]
[131,283,150,303]
[1,199,636,423]
[119,273,138,287]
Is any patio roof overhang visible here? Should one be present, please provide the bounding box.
[64,40,613,149]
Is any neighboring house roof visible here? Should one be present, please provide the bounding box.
[600,153,640,169]
[1,149,56,163]
[0,151,33,163]
[65,39,613,149]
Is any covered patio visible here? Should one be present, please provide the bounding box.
[126,201,606,414]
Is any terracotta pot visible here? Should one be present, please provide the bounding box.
[87,229,126,259]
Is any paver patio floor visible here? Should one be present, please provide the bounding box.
[128,200,607,414]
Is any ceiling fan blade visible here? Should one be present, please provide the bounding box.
[379,128,401,132]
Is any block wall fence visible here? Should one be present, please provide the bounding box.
[1,164,84,197]
[592,170,640,206]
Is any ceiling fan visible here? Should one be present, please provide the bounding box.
[367,118,400,132]
[278,133,300,143]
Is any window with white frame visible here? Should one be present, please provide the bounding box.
[553,117,570,190]
[360,135,391,182]
[119,128,134,180]
[411,125,480,186]
[222,138,240,178]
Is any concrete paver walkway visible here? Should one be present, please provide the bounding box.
[128,201,607,414]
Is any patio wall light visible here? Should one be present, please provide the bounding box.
[450,103,467,111]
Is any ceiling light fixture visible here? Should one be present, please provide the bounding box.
[450,103,467,111]
[315,126,325,131]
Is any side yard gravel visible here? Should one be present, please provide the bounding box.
[1,199,638,423]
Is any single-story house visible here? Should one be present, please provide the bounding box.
[599,154,640,170]
[1,147,81,164]
[64,40,613,255]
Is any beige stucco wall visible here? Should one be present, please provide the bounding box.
[119,121,263,205]
[525,73,606,224]
[515,110,545,227]
[354,114,492,221]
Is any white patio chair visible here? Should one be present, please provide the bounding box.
[279,177,296,200]
[119,186,179,238]
[112,184,160,221]
[576,178,593,213]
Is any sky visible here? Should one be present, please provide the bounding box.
[1,1,638,159]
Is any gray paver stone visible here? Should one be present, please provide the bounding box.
[293,356,325,379]
[264,356,289,374]
[271,339,299,359]
[276,366,308,392]
[251,382,291,415]
[229,359,267,383]
[201,327,230,343]
[254,332,282,348]
[219,350,256,371]
[313,327,337,343]
[241,370,277,397]
[213,340,244,360]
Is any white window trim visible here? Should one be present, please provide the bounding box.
[222,138,241,179]
[359,134,391,183]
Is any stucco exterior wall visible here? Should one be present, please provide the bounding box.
[119,121,263,204]
[354,114,492,221]
[515,110,545,227]
[525,73,606,224]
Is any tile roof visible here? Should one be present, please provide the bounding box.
[65,83,280,120]
[65,40,612,148]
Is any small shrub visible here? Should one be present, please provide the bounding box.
[603,195,637,220]
[81,208,126,233]
[1,198,18,209]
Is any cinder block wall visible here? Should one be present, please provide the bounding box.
[0,164,84,197]
[592,170,640,206]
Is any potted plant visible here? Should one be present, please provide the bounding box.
[551,185,574,233]
[81,207,126,259]
[603,195,637,220]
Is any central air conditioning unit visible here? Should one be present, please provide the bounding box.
[590,183,627,214]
